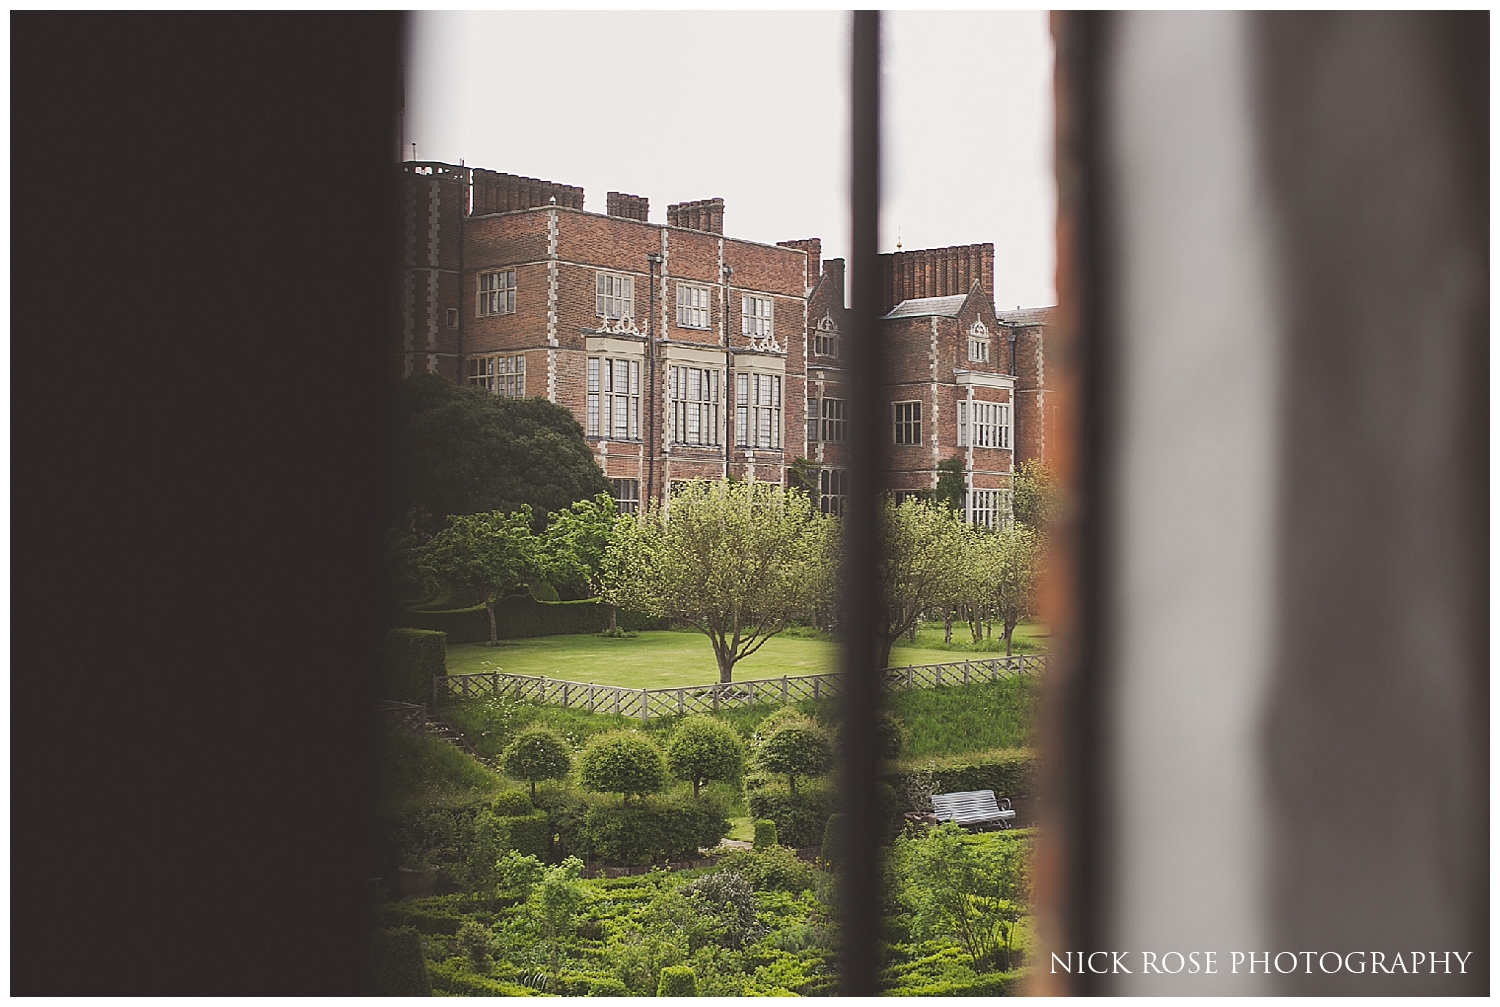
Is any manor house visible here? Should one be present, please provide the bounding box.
[397,161,1053,525]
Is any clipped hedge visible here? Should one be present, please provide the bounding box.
[657,965,697,996]
[746,783,835,849]
[752,819,778,850]
[555,794,729,866]
[368,926,432,995]
[380,628,448,704]
[500,810,552,861]
[393,596,665,644]
[891,970,1026,996]
[887,748,1038,812]
[426,958,538,996]
[491,790,535,818]
[587,977,629,996]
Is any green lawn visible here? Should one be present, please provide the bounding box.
[444,622,1048,690]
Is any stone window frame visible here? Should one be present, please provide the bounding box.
[893,400,922,445]
[676,283,711,330]
[741,294,774,339]
[958,400,1010,449]
[819,467,849,517]
[596,271,634,320]
[477,269,516,316]
[467,353,525,398]
[735,370,783,449]
[587,356,641,440]
[611,478,640,515]
[669,364,722,447]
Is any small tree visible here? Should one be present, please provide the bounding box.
[988,523,1042,656]
[502,728,573,800]
[1011,459,1061,535]
[755,722,832,794]
[666,717,745,798]
[876,498,969,670]
[541,492,620,615]
[579,731,667,802]
[527,857,586,982]
[421,508,539,646]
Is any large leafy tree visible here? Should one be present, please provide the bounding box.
[540,492,622,626]
[420,508,539,646]
[604,480,832,683]
[876,497,969,670]
[387,374,610,536]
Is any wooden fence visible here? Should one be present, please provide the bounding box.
[431,652,1047,721]
[378,699,429,734]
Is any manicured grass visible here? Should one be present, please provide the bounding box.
[444,622,1049,690]
[888,674,1041,758]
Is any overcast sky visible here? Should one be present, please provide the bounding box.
[407,12,1056,309]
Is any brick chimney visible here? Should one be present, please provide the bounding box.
[877,242,994,314]
[822,257,846,305]
[666,198,724,234]
[607,191,649,221]
[777,238,822,292]
[469,168,585,215]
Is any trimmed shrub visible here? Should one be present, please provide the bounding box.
[666,716,745,798]
[747,783,835,848]
[502,728,572,799]
[571,794,729,865]
[501,809,552,861]
[754,722,832,794]
[455,919,492,971]
[893,971,1025,997]
[752,819,778,849]
[380,628,447,704]
[426,958,539,996]
[717,846,819,893]
[657,965,697,997]
[491,790,534,817]
[587,976,629,996]
[368,926,432,995]
[579,731,667,800]
[821,812,846,865]
[887,748,1038,813]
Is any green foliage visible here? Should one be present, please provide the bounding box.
[491,790,535,817]
[379,628,448,704]
[540,493,620,601]
[716,845,820,893]
[586,977,629,995]
[889,675,1041,758]
[1011,459,1060,535]
[368,926,432,995]
[387,373,610,538]
[421,509,541,646]
[657,964,698,996]
[754,721,832,793]
[375,732,504,818]
[578,731,667,800]
[888,748,1039,813]
[425,958,540,996]
[933,456,966,514]
[821,812,847,866]
[666,716,745,797]
[502,727,572,799]
[874,709,911,761]
[527,857,587,977]
[565,794,730,865]
[752,819,778,849]
[681,870,767,949]
[747,782,835,848]
[786,456,819,501]
[502,810,552,862]
[527,578,560,602]
[393,595,665,645]
[603,479,835,682]
[960,522,1043,654]
[455,919,492,972]
[879,498,971,669]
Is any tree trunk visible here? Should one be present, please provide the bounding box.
[608,603,618,634]
[486,598,498,646]
[530,778,537,800]
[692,778,700,799]
[944,609,953,644]
[907,621,918,643]
[788,774,797,794]
[875,635,895,673]
[717,648,734,684]
[1004,627,1013,657]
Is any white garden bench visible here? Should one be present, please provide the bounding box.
[930,789,1016,830]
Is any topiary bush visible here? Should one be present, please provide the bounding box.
[754,721,832,794]
[368,926,432,995]
[666,716,745,798]
[501,809,552,861]
[747,782,835,848]
[379,628,447,704]
[570,794,729,866]
[752,819,778,849]
[502,727,572,800]
[820,812,846,866]
[657,964,697,996]
[587,976,629,996]
[578,731,667,801]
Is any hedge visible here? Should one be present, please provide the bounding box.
[500,810,551,861]
[380,628,448,704]
[657,965,697,996]
[426,958,538,996]
[752,819,778,849]
[890,970,1026,996]
[369,927,432,995]
[393,596,665,644]
[553,793,729,865]
[746,783,835,849]
[886,748,1038,812]
[491,790,534,818]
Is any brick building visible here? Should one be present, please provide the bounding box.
[397,161,1053,525]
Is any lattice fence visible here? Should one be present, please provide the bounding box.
[432,652,1047,722]
[378,699,429,734]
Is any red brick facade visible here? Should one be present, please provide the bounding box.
[396,161,1053,523]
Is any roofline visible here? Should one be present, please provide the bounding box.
[465,203,809,257]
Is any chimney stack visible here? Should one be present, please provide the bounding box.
[607,191,650,221]
[666,198,725,234]
[777,238,822,292]
[469,169,585,215]
[877,243,994,314]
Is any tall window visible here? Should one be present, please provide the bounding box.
[676,284,710,329]
[894,401,922,445]
[957,401,1010,449]
[741,295,773,338]
[612,478,640,515]
[807,397,820,443]
[736,372,782,448]
[477,270,516,316]
[468,354,524,398]
[813,312,839,357]
[819,468,848,517]
[821,397,847,443]
[967,319,991,362]
[587,357,640,439]
[969,488,1000,529]
[670,365,721,446]
[596,272,634,319]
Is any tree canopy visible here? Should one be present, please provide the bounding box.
[876,498,970,670]
[666,717,745,798]
[420,508,539,645]
[603,480,834,683]
[502,728,573,800]
[539,492,619,602]
[754,721,832,794]
[578,731,667,802]
[387,374,610,536]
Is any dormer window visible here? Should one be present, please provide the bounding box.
[967,319,991,363]
[813,311,840,358]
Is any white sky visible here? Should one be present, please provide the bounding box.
[407,12,1056,310]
